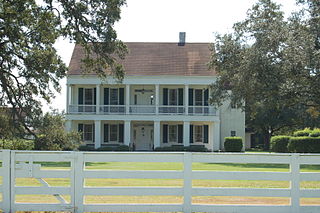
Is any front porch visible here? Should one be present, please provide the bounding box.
[66,120,220,151]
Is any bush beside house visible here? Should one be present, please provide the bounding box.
[224,137,243,152]
[271,128,320,153]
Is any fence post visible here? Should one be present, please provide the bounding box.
[2,150,11,212]
[183,152,192,213]
[290,154,300,213]
[73,152,84,213]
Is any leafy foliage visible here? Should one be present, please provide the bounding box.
[224,137,243,152]
[209,0,320,150]
[0,0,127,136]
[288,137,320,153]
[33,111,81,150]
[293,128,313,137]
[0,138,34,150]
[270,136,290,152]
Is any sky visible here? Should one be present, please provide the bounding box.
[48,0,299,113]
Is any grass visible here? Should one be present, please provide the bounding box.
[1,160,320,210]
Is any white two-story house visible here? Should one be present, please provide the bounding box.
[65,36,245,151]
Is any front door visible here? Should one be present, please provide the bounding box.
[134,126,153,151]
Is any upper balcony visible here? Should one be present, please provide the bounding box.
[66,84,217,116]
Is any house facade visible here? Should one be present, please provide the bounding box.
[65,40,245,151]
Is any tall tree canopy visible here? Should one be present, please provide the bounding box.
[0,0,127,136]
[209,0,320,149]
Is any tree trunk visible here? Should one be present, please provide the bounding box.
[263,131,271,151]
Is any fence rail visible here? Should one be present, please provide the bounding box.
[0,150,319,213]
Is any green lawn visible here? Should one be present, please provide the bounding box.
[1,160,320,208]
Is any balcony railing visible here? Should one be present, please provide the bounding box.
[68,105,216,116]
[159,106,185,114]
[130,105,156,114]
[100,105,126,114]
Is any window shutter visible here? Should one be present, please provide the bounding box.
[93,124,95,142]
[188,88,194,106]
[178,124,183,143]
[94,88,97,105]
[204,125,209,143]
[78,88,84,104]
[104,88,109,105]
[118,123,124,143]
[104,124,109,142]
[119,88,125,105]
[204,89,209,106]
[163,124,168,143]
[178,88,183,106]
[163,88,168,105]
[190,124,193,143]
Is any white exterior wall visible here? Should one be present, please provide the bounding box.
[66,75,245,151]
[220,100,246,150]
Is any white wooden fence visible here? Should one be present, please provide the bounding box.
[0,150,319,213]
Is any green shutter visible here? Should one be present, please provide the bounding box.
[190,125,193,143]
[204,89,209,106]
[204,125,209,143]
[119,123,124,143]
[178,125,183,143]
[94,88,97,105]
[188,88,194,106]
[104,124,109,142]
[163,88,168,105]
[178,88,183,106]
[104,88,109,105]
[163,124,168,143]
[78,88,84,104]
[119,88,124,105]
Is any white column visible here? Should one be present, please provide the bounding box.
[94,120,102,149]
[125,121,131,146]
[184,84,189,115]
[213,121,220,151]
[126,84,130,114]
[154,121,160,149]
[96,84,100,114]
[66,84,70,114]
[155,84,159,114]
[183,121,190,147]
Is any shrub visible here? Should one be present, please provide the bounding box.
[224,137,243,152]
[288,137,320,153]
[0,138,34,150]
[270,136,290,153]
[310,128,320,137]
[78,145,95,151]
[79,144,130,152]
[185,145,209,152]
[293,128,312,137]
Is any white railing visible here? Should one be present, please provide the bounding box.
[100,105,126,114]
[188,106,216,115]
[129,105,156,114]
[159,106,185,114]
[1,150,320,213]
[69,105,96,113]
[68,105,217,116]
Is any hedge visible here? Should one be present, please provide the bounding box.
[224,137,243,152]
[0,138,34,150]
[293,128,312,137]
[270,136,290,153]
[310,129,320,137]
[78,145,130,151]
[288,137,320,153]
[154,145,209,152]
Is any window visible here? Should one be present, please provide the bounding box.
[84,88,94,105]
[110,124,118,142]
[194,125,203,142]
[169,89,178,105]
[83,124,94,142]
[195,89,203,106]
[110,88,119,105]
[231,131,236,137]
[169,125,178,142]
